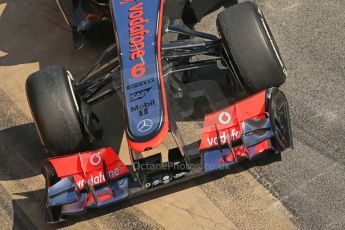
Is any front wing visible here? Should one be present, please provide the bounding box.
[43,88,292,223]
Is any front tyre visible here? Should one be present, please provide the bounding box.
[26,66,89,156]
[217,2,286,94]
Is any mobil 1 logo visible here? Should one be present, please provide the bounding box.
[131,100,155,117]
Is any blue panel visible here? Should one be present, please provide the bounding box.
[86,178,130,208]
[49,191,78,207]
[242,130,273,148]
[242,118,274,147]
[203,149,235,173]
[111,0,164,142]
[61,193,88,214]
[48,177,75,198]
[242,118,271,135]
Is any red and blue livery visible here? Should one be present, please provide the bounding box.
[26,0,293,223]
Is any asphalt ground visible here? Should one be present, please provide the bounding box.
[0,0,344,229]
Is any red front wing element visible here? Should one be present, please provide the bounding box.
[200,91,266,150]
[49,148,129,190]
[199,91,276,171]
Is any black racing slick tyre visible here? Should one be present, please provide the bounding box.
[26,66,88,156]
[217,2,286,94]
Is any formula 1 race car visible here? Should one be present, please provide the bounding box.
[26,0,293,223]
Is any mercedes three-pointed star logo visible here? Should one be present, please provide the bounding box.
[137,119,153,133]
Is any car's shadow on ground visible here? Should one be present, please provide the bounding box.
[0,0,107,74]
[0,123,47,180]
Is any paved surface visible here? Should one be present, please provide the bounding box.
[248,0,345,229]
[0,0,344,229]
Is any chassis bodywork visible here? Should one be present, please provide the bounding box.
[42,0,293,223]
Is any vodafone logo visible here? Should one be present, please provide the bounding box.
[218,112,232,125]
[76,168,121,189]
[206,130,241,147]
[90,153,102,166]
